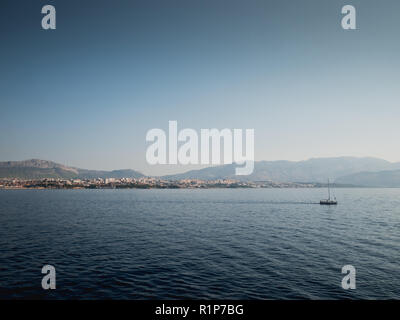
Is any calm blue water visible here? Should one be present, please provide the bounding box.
[0,188,399,299]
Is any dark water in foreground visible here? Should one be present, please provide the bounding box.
[0,188,399,299]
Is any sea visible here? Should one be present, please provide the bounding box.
[0,188,399,299]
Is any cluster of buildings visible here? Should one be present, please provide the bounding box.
[0,177,315,189]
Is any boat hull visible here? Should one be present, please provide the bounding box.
[320,200,337,205]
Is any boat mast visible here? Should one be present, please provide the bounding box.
[328,179,331,200]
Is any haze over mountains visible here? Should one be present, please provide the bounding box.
[1,157,400,187]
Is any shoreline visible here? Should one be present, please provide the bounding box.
[0,186,379,190]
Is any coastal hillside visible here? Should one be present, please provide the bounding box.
[0,159,144,180]
[163,157,400,183]
[2,157,400,187]
[335,169,400,187]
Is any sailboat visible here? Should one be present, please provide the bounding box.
[320,179,337,205]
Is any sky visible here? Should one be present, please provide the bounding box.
[0,0,399,175]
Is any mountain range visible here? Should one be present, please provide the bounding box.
[1,157,400,187]
[163,157,400,186]
[0,159,143,180]
[335,169,400,187]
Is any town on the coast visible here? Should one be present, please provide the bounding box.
[0,177,316,189]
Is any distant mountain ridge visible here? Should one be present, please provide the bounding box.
[335,169,400,187]
[163,157,400,184]
[0,159,144,180]
[2,157,400,187]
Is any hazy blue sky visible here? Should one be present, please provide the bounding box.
[1,0,399,175]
